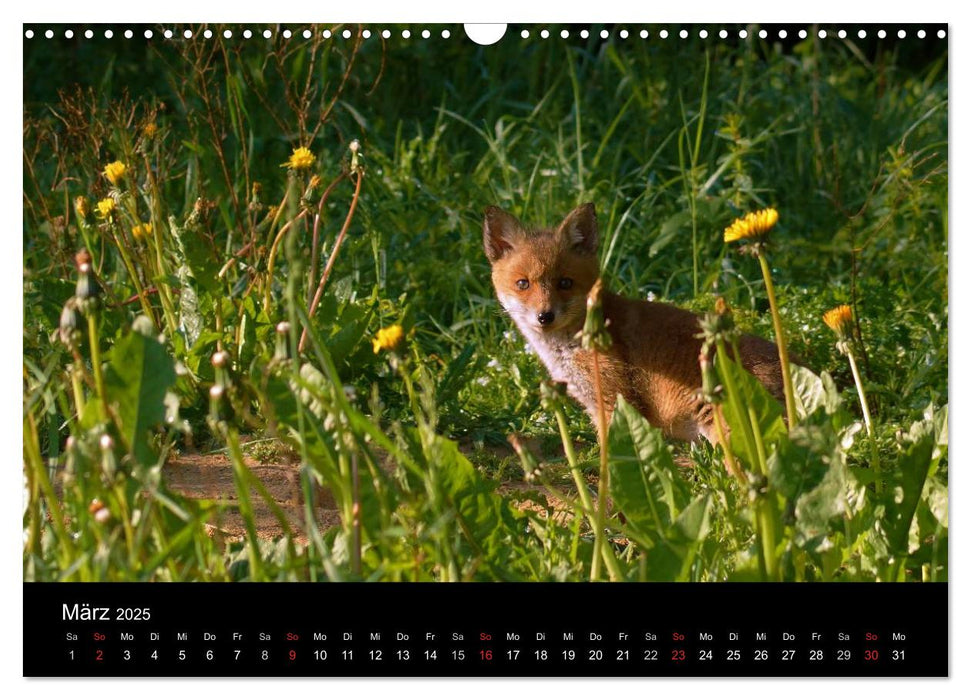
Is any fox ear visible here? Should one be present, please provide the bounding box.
[483,206,524,262]
[557,202,598,255]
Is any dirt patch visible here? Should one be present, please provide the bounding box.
[164,451,340,544]
[163,439,582,544]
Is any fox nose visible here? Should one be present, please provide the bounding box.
[537,311,555,326]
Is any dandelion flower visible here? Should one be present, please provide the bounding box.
[372,325,405,354]
[132,223,153,240]
[282,146,316,171]
[143,123,158,138]
[96,197,116,220]
[103,161,127,186]
[823,304,853,338]
[724,207,779,243]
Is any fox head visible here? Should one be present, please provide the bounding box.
[483,203,600,335]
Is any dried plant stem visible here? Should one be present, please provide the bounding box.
[300,170,363,353]
[264,212,308,314]
[307,173,347,308]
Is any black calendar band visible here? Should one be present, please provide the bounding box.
[23,582,947,677]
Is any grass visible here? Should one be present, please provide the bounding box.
[23,24,947,582]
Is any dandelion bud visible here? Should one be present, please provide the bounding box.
[75,249,92,268]
[74,250,101,306]
[58,299,82,347]
[349,139,361,173]
[210,385,224,400]
[99,433,114,451]
[211,350,229,368]
[509,434,540,483]
[539,380,569,412]
[580,278,612,353]
[93,507,111,524]
[273,323,291,361]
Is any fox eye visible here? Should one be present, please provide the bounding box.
[558,277,573,290]
[516,279,530,291]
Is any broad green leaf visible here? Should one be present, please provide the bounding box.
[790,365,841,419]
[884,418,936,555]
[104,322,177,463]
[327,300,374,368]
[644,495,712,581]
[607,396,689,545]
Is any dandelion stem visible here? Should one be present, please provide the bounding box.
[757,252,798,428]
[110,225,157,326]
[224,426,264,581]
[552,401,622,582]
[86,312,108,423]
[846,347,882,493]
[590,350,614,582]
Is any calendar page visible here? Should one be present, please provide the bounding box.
[22,20,948,678]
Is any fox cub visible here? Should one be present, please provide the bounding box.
[484,203,784,443]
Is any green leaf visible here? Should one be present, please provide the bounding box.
[104,322,177,463]
[327,299,374,368]
[436,343,482,406]
[884,417,937,555]
[607,396,689,544]
[790,365,841,419]
[717,354,787,470]
[644,495,712,581]
[650,211,691,258]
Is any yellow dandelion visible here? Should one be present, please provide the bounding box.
[103,161,127,186]
[143,123,158,138]
[282,146,316,171]
[372,325,405,354]
[74,196,90,219]
[724,207,779,243]
[132,223,153,240]
[96,197,116,220]
[308,174,322,190]
[823,304,853,338]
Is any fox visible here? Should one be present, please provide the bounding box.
[483,202,785,443]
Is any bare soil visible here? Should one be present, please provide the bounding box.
[163,436,579,544]
[164,451,341,544]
